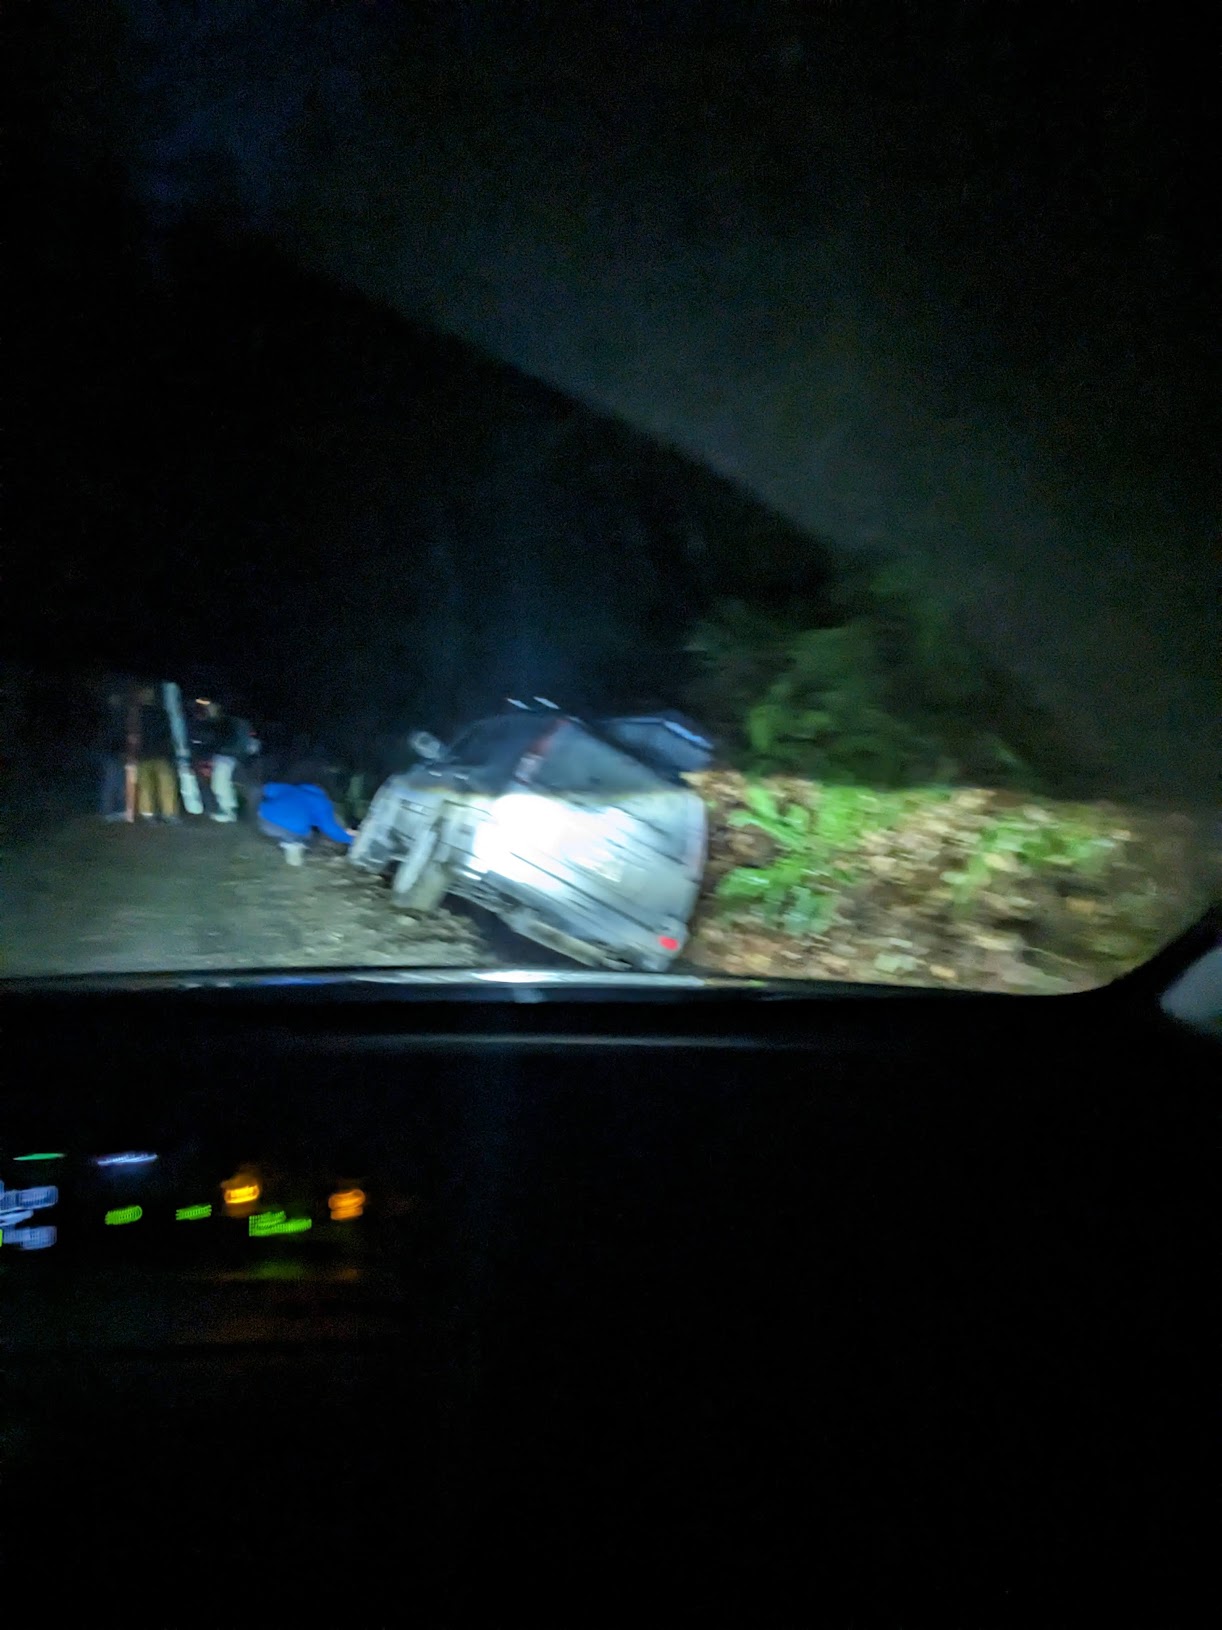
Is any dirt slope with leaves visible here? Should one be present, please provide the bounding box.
[683,774,1214,993]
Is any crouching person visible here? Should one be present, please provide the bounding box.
[257,780,353,866]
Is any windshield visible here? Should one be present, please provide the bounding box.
[5,2,1216,990]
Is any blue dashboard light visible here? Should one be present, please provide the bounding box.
[0,1185,57,1210]
[0,1225,57,1250]
[0,1183,56,1224]
[94,1152,159,1168]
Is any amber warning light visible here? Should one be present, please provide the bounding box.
[222,1171,262,1213]
[329,1188,366,1221]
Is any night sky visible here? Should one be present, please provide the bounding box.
[11,0,1218,799]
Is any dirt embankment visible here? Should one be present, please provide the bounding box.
[683,773,1216,992]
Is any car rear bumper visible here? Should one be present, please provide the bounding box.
[452,864,691,970]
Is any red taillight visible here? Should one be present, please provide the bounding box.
[658,935,680,952]
[517,723,562,785]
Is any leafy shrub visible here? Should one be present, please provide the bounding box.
[714,784,1123,943]
[940,811,1116,911]
[686,565,1070,790]
[716,783,907,936]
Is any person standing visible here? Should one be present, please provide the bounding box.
[134,685,179,822]
[201,701,258,822]
[96,687,132,821]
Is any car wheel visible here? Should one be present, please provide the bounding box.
[391,830,449,909]
[396,861,450,911]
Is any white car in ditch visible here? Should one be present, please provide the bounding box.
[349,708,711,971]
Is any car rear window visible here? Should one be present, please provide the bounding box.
[446,716,546,777]
[531,723,661,796]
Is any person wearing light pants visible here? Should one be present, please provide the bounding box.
[200,703,256,822]
[134,686,180,821]
[211,752,239,821]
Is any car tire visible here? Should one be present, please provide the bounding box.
[391,830,449,910]
[396,861,450,911]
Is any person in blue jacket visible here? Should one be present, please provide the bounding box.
[257,781,354,866]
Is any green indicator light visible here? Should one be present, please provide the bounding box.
[249,1210,312,1238]
[105,1205,143,1226]
[176,1204,212,1221]
[15,1153,65,1162]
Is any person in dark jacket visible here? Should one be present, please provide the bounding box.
[199,700,259,822]
[257,781,353,866]
[96,688,134,821]
[134,685,179,822]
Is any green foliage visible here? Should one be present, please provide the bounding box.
[716,784,906,936]
[686,567,1059,790]
[715,786,1123,943]
[940,811,1117,911]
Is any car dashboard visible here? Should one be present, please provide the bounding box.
[2,935,1217,1624]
